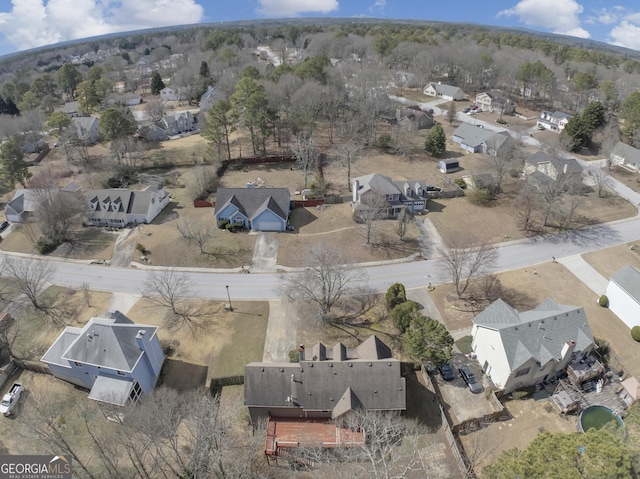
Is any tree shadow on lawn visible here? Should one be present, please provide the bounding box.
[52,229,117,259]
[404,368,442,429]
[289,207,318,230]
[158,358,208,391]
[371,237,421,258]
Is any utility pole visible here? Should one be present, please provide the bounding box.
[225,285,233,311]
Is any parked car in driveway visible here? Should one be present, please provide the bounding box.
[0,221,8,233]
[463,107,471,113]
[439,363,455,381]
[459,365,483,393]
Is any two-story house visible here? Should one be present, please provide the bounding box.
[352,173,437,217]
[475,90,515,115]
[471,298,598,394]
[41,311,165,406]
[423,82,465,101]
[537,110,572,133]
[524,151,583,184]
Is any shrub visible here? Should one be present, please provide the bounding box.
[288,350,300,362]
[36,237,59,254]
[496,118,508,125]
[375,134,393,152]
[217,219,229,229]
[511,385,536,399]
[598,295,609,307]
[386,283,407,309]
[136,243,147,254]
[160,339,180,356]
[631,326,640,342]
[390,300,420,333]
[454,178,467,189]
[466,188,493,205]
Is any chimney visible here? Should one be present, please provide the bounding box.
[298,344,305,361]
[353,179,360,203]
[135,330,148,351]
[561,340,576,361]
[333,343,347,361]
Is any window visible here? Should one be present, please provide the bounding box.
[388,195,394,200]
[116,370,126,376]
[73,361,83,367]
[515,367,530,378]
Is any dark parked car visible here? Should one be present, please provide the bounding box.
[462,107,471,113]
[459,365,483,393]
[439,363,455,381]
[0,221,8,233]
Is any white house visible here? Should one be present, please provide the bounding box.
[471,298,596,394]
[160,87,186,102]
[536,110,572,133]
[41,311,164,406]
[423,82,465,101]
[606,264,640,329]
[610,142,640,172]
[84,184,171,227]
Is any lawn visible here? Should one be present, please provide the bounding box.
[125,299,269,389]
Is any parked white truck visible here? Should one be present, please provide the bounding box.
[0,382,23,416]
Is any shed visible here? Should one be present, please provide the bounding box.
[439,159,459,174]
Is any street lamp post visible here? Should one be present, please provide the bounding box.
[225,285,232,311]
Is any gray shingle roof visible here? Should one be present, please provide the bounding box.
[525,151,582,175]
[427,82,463,97]
[58,312,158,372]
[611,264,640,302]
[215,188,290,222]
[354,173,432,201]
[453,124,495,147]
[244,335,405,415]
[473,298,595,370]
[612,142,640,165]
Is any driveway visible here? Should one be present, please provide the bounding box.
[262,299,297,362]
[415,217,444,259]
[250,232,279,272]
[110,228,139,267]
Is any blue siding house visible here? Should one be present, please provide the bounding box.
[215,187,291,232]
[41,311,164,406]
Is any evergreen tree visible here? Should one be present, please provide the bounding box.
[99,108,136,141]
[404,316,454,366]
[424,124,446,156]
[563,115,591,151]
[199,61,210,79]
[203,99,234,160]
[582,101,606,133]
[150,72,165,96]
[0,136,32,187]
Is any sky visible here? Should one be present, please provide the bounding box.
[0,0,640,57]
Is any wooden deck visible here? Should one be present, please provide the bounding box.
[265,417,365,458]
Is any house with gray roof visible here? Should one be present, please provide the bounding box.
[395,106,434,130]
[606,264,640,329]
[244,335,405,425]
[524,151,583,185]
[5,189,38,223]
[352,173,437,217]
[471,298,596,394]
[475,90,515,115]
[423,82,465,101]
[537,110,572,133]
[84,184,170,227]
[215,187,291,232]
[610,141,640,172]
[199,86,225,111]
[72,116,100,144]
[452,124,514,156]
[41,311,164,406]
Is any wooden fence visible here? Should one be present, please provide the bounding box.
[193,199,214,208]
[0,360,19,390]
[209,375,244,397]
[13,358,52,375]
[420,368,476,479]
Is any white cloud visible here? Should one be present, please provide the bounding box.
[0,0,204,51]
[498,0,590,38]
[608,20,640,51]
[369,0,386,14]
[257,0,338,17]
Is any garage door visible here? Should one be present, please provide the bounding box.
[254,221,282,231]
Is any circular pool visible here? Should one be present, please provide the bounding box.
[578,405,624,433]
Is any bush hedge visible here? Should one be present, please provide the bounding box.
[386,283,407,310]
[631,326,640,342]
[598,295,609,307]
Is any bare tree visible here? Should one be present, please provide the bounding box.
[175,219,215,255]
[279,246,367,323]
[30,166,84,245]
[142,98,166,124]
[354,193,390,245]
[446,101,456,125]
[144,269,203,331]
[19,385,98,479]
[493,142,517,191]
[588,166,611,198]
[291,133,318,189]
[2,257,62,321]
[395,206,411,241]
[110,136,146,182]
[532,176,567,226]
[332,119,363,191]
[438,235,498,299]
[514,185,540,233]
[188,164,218,201]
